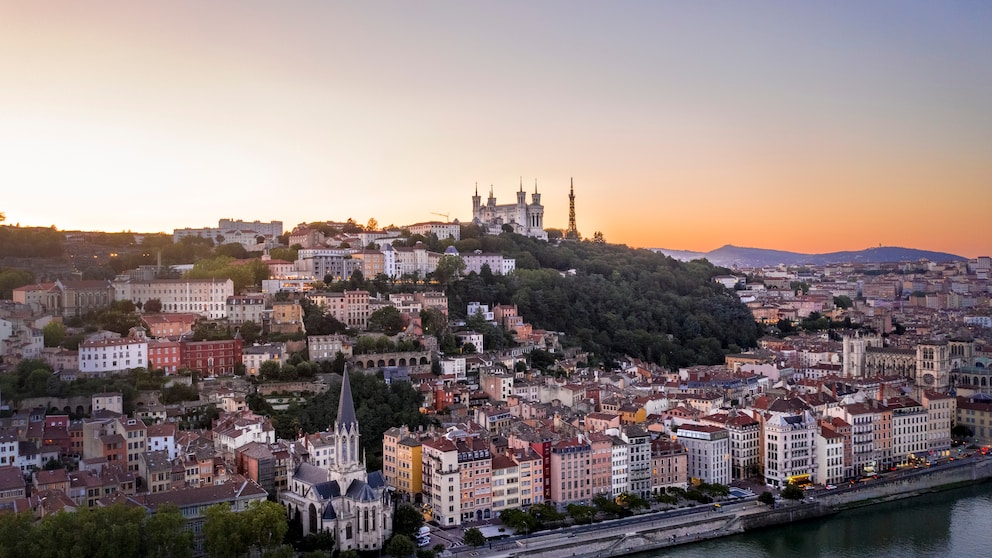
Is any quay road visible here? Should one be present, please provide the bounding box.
[441,453,990,558]
[443,496,762,558]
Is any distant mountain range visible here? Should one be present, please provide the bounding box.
[650,245,967,268]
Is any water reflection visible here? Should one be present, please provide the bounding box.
[635,483,992,558]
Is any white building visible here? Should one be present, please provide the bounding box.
[763,402,819,488]
[455,332,484,354]
[173,219,283,245]
[816,426,844,486]
[922,391,954,456]
[471,183,547,240]
[699,411,761,480]
[440,357,467,381]
[491,454,521,512]
[888,397,928,465]
[113,278,234,319]
[147,423,178,461]
[677,424,731,486]
[392,243,440,279]
[621,426,652,498]
[0,429,20,468]
[458,250,516,276]
[405,222,461,242]
[242,343,288,377]
[297,249,364,283]
[92,392,123,415]
[308,334,354,362]
[466,302,495,323]
[421,436,461,527]
[226,295,267,325]
[79,329,149,375]
[609,436,628,497]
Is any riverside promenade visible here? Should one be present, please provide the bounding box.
[445,455,992,558]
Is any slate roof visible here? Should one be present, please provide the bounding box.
[313,481,341,500]
[336,370,358,429]
[293,461,330,485]
[367,471,386,489]
[346,479,377,502]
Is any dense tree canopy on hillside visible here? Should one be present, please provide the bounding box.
[0,225,63,258]
[255,372,435,471]
[448,233,758,368]
[0,267,33,298]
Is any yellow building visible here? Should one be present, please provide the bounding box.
[383,426,427,499]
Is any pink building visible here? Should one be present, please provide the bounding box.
[550,437,591,506]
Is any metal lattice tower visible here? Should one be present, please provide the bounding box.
[566,177,579,239]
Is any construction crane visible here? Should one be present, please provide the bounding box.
[431,212,450,222]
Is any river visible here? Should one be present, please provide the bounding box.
[636,482,992,558]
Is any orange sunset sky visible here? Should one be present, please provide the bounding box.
[1,1,990,258]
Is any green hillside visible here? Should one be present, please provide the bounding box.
[448,234,758,369]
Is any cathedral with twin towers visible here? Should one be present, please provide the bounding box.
[471,179,549,240]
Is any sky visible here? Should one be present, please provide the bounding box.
[1,1,990,257]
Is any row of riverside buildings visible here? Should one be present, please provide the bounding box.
[378,334,986,526]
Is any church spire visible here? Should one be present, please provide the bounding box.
[336,368,358,431]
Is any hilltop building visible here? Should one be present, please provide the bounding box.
[471,181,547,240]
[173,219,283,248]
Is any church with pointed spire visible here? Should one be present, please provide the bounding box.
[471,179,548,240]
[280,370,393,552]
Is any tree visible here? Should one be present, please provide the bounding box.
[393,504,424,538]
[618,492,650,512]
[499,508,538,534]
[145,298,163,313]
[244,500,289,553]
[758,491,776,506]
[214,243,249,259]
[259,360,282,381]
[42,321,66,347]
[203,503,250,558]
[385,534,415,557]
[952,424,974,441]
[781,483,805,501]
[592,494,624,518]
[834,295,854,309]
[527,502,564,526]
[367,218,379,231]
[462,528,486,547]
[239,320,261,344]
[433,255,466,287]
[565,503,596,524]
[592,231,605,243]
[368,306,405,336]
[0,510,35,557]
[0,267,33,299]
[144,503,194,558]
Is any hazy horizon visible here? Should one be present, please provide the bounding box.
[3,1,990,257]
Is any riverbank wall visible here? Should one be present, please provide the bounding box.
[817,457,992,510]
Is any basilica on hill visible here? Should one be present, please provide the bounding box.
[472,180,548,240]
[280,371,393,552]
